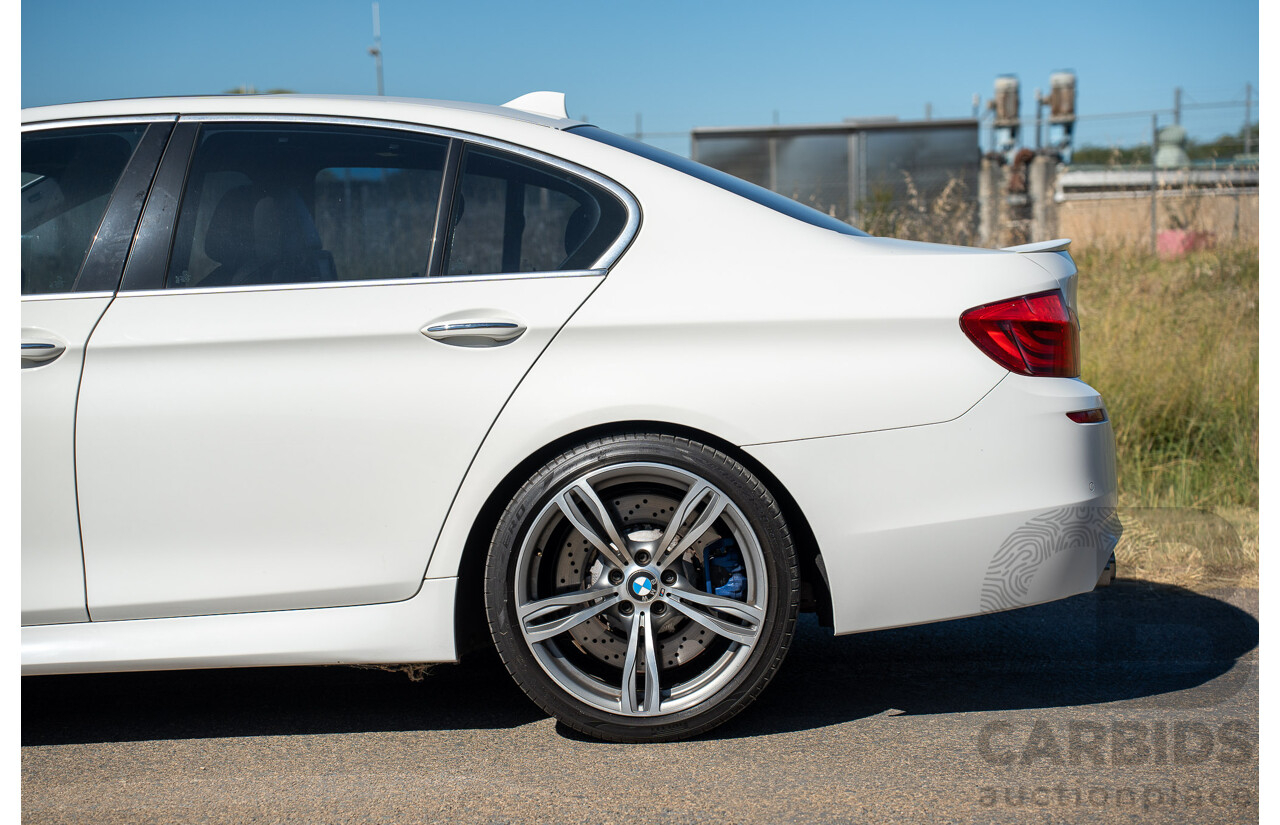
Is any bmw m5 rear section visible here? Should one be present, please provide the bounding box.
[22,92,1119,743]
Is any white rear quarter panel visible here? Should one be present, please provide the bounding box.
[424,167,1072,582]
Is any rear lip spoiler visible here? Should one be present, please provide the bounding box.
[1000,238,1072,254]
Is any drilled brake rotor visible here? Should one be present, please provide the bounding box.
[552,491,725,668]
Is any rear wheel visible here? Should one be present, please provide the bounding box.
[484,434,799,742]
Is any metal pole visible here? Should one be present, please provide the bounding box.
[1034,88,1043,150]
[370,3,385,96]
[1244,83,1253,156]
[1151,114,1159,253]
[846,131,857,225]
[1174,87,1181,125]
[768,136,777,192]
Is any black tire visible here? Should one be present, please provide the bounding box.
[484,433,799,742]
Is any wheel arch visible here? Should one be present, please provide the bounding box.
[451,420,832,658]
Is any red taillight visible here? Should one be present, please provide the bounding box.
[960,290,1080,377]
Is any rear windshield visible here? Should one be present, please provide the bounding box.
[569,125,868,237]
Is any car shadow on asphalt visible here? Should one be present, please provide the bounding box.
[21,649,543,746]
[713,581,1258,740]
[21,582,1257,747]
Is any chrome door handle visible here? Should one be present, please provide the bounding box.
[421,320,526,345]
[22,340,66,364]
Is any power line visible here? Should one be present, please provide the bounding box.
[619,96,1259,153]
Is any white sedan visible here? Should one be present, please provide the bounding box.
[21,92,1119,742]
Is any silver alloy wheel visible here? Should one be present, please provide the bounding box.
[513,462,768,717]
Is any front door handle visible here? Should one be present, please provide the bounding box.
[22,340,66,365]
[421,319,526,346]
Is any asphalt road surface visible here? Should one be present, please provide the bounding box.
[22,582,1258,824]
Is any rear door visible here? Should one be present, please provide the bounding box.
[21,119,172,625]
[74,118,633,621]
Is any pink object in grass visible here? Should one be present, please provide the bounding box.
[1157,229,1215,259]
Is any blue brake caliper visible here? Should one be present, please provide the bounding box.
[702,537,747,600]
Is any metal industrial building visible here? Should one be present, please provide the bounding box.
[691,118,979,226]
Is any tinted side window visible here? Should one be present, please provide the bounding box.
[168,124,446,289]
[21,125,147,295]
[444,147,627,276]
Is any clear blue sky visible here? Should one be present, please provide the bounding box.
[21,0,1260,155]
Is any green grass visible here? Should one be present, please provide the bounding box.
[1075,243,1259,510]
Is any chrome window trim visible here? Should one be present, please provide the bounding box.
[21,291,116,302]
[173,113,641,275]
[119,269,605,298]
[21,115,178,132]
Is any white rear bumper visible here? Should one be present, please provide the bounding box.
[746,374,1120,635]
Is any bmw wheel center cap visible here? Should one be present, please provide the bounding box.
[628,572,657,602]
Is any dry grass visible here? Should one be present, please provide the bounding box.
[1075,244,1258,590]
[1114,506,1257,589]
[1075,244,1258,510]
[1215,506,1259,588]
[856,172,977,246]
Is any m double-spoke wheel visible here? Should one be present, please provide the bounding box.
[485,434,799,742]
